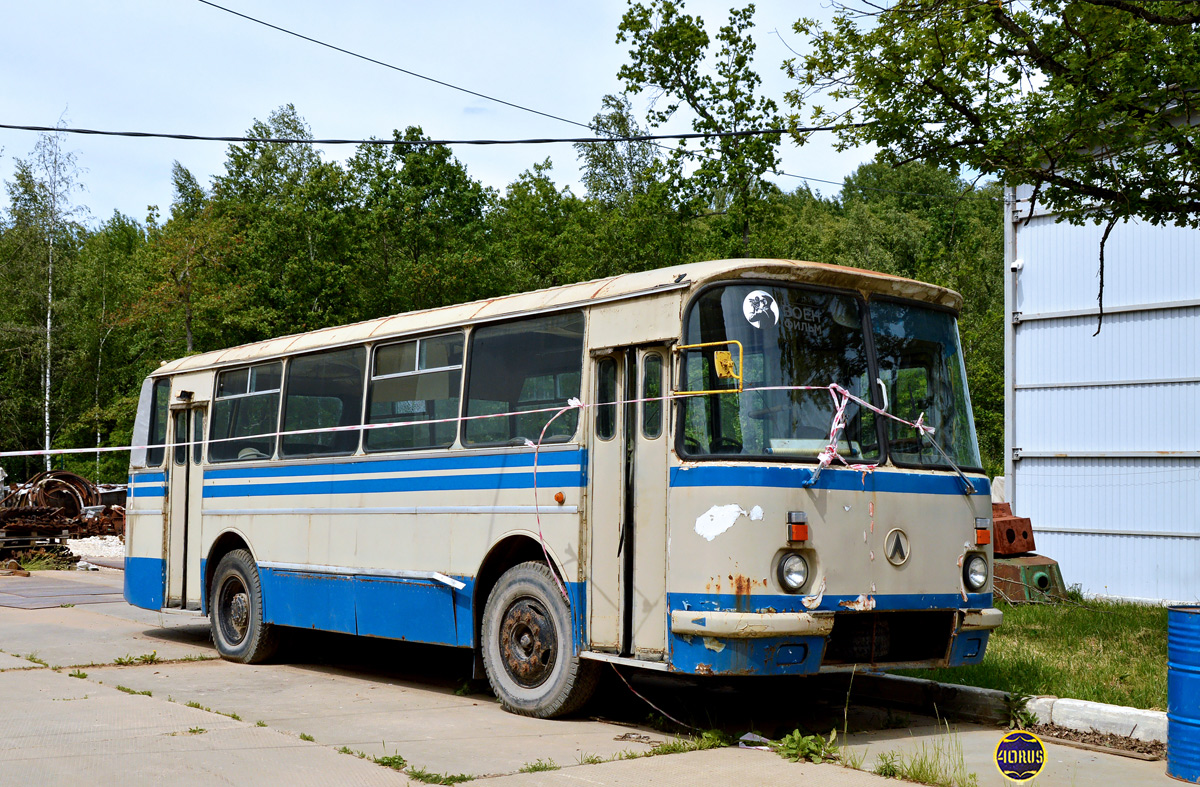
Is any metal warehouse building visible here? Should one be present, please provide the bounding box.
[1004,184,1200,604]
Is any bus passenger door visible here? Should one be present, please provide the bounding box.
[165,380,208,611]
[586,347,669,659]
[587,354,623,650]
[629,348,668,659]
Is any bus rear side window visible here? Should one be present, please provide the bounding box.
[280,348,366,458]
[145,378,171,466]
[210,362,282,462]
[463,312,584,446]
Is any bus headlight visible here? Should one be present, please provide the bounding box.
[963,554,989,591]
[778,553,809,592]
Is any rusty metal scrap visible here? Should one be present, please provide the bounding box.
[0,471,125,541]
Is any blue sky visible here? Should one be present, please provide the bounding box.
[1,0,875,225]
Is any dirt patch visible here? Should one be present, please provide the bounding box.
[1028,722,1165,759]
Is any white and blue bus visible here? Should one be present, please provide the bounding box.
[125,258,1000,717]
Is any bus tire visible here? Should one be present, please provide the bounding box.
[481,561,598,718]
[210,549,278,664]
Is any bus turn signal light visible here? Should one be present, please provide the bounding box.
[975,528,991,545]
[788,523,809,542]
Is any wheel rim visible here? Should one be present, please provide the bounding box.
[218,575,251,647]
[498,596,557,688]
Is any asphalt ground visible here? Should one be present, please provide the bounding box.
[0,569,1175,785]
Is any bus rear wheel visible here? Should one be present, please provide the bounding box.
[210,549,278,664]
[481,561,598,718]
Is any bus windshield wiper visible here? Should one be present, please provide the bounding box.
[919,430,977,496]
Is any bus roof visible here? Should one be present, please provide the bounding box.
[154,258,961,376]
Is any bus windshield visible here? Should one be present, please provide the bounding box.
[870,300,981,470]
[680,284,880,460]
[679,283,981,470]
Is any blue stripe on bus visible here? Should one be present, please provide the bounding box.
[130,486,167,498]
[258,566,586,650]
[668,591,992,614]
[669,465,989,496]
[124,556,165,610]
[129,472,167,483]
[205,449,586,480]
[202,470,586,498]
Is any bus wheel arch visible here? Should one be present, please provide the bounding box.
[204,530,255,614]
[472,535,569,652]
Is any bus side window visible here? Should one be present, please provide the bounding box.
[366,333,464,452]
[463,311,585,446]
[173,411,188,466]
[209,362,282,462]
[192,410,205,465]
[145,378,171,467]
[596,357,617,440]
[642,353,663,440]
[280,347,366,458]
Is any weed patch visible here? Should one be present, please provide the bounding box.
[69,670,87,679]
[519,759,559,773]
[115,685,151,696]
[404,767,474,784]
[869,721,978,787]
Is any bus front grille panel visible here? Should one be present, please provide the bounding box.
[821,611,955,665]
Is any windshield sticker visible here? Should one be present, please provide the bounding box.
[742,290,779,328]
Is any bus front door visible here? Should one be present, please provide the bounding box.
[165,379,208,611]
[588,347,669,659]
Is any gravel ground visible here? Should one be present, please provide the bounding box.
[1029,722,1166,758]
[66,535,124,560]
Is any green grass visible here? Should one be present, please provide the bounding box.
[13,550,75,571]
[895,598,1168,710]
[299,733,315,742]
[115,685,152,696]
[870,720,978,787]
[69,670,87,679]
[25,654,48,667]
[404,767,474,784]
[519,759,559,773]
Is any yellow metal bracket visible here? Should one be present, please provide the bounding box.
[673,340,743,395]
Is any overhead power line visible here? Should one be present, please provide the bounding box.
[0,122,799,146]
[193,0,986,199]
[196,0,593,132]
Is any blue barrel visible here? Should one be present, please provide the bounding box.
[1169,606,1200,783]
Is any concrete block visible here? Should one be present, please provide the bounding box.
[1051,697,1168,743]
[1026,696,1057,725]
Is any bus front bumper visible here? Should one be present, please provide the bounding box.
[666,607,1003,675]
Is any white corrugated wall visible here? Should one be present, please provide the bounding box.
[1004,184,1200,603]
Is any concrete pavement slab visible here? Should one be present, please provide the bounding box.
[83,659,679,777]
[0,649,40,670]
[0,576,214,667]
[484,746,891,785]
[0,669,414,786]
[844,719,1172,786]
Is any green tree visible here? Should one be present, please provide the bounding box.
[0,132,87,473]
[617,0,784,253]
[211,105,358,338]
[788,0,1200,326]
[347,127,494,315]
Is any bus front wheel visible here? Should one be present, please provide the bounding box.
[210,549,278,664]
[481,561,598,718]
